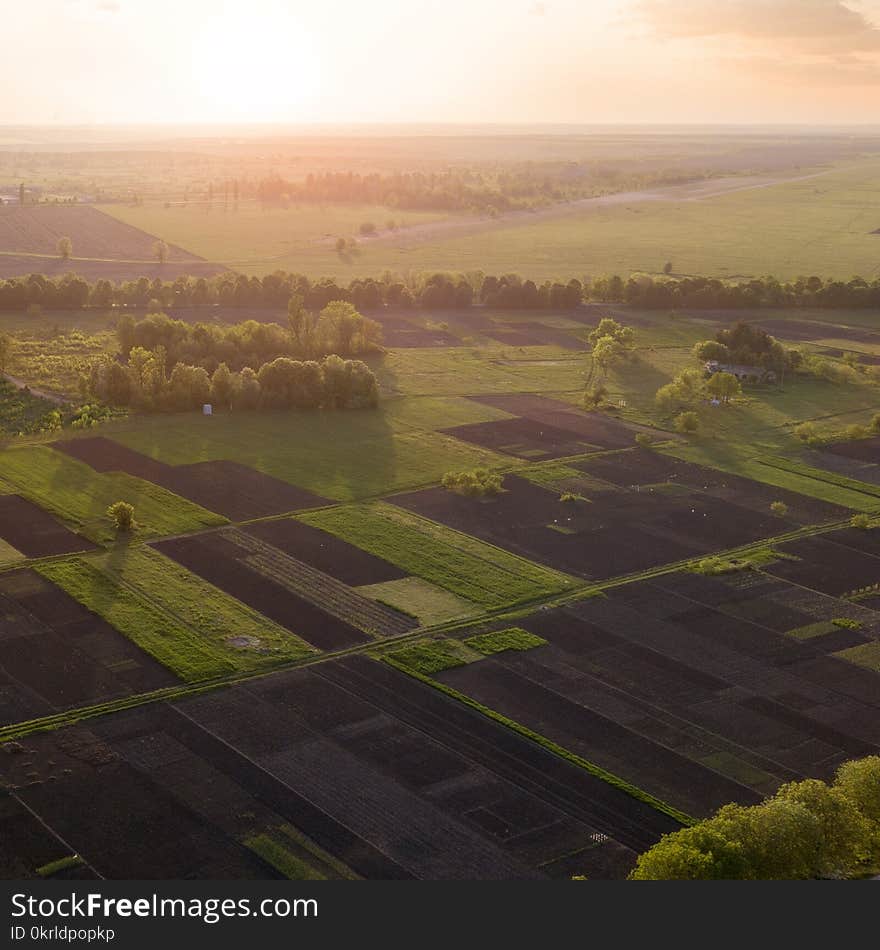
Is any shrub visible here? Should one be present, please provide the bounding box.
[583,382,607,409]
[359,221,377,236]
[673,411,699,434]
[441,469,504,497]
[107,501,135,532]
[770,500,788,517]
[832,618,861,630]
[844,424,870,441]
[870,413,880,434]
[635,432,654,448]
[794,421,821,445]
[851,513,872,530]
[559,492,578,503]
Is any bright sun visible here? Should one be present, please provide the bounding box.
[191,13,321,122]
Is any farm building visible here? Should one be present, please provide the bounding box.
[704,360,777,383]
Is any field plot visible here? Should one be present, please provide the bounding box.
[578,448,848,525]
[0,206,224,280]
[0,796,97,880]
[53,436,327,520]
[298,502,576,609]
[0,723,280,879]
[441,416,600,461]
[38,548,315,681]
[106,400,510,502]
[0,445,225,543]
[469,395,647,449]
[0,494,96,558]
[824,435,880,464]
[374,315,462,348]
[763,533,880,596]
[390,470,799,581]
[242,518,406,586]
[0,568,176,725]
[431,568,880,818]
[153,532,375,651]
[0,651,684,879]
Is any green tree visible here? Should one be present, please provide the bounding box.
[591,336,627,378]
[107,501,135,532]
[706,371,742,404]
[693,340,731,363]
[834,756,880,859]
[770,500,788,517]
[57,236,72,260]
[655,368,706,413]
[674,411,699,434]
[209,362,236,409]
[153,240,168,265]
[773,778,872,878]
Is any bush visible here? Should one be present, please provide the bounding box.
[870,413,880,434]
[794,421,822,445]
[673,411,699,434]
[359,221,377,236]
[441,469,504,497]
[107,501,135,532]
[559,492,578,503]
[770,500,788,517]
[634,432,654,448]
[851,513,872,530]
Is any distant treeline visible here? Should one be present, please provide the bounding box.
[253,165,700,215]
[3,270,880,314]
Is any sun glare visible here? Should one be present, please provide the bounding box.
[191,14,321,122]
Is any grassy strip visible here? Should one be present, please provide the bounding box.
[384,656,694,827]
[300,502,576,609]
[835,641,880,672]
[759,455,880,500]
[96,547,315,666]
[662,445,878,512]
[39,557,250,680]
[0,445,226,542]
[244,834,327,881]
[464,627,548,654]
[36,855,84,877]
[384,639,477,675]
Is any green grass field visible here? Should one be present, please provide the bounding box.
[299,502,577,609]
[99,202,449,267]
[0,444,226,542]
[39,548,313,680]
[357,576,479,625]
[104,158,880,281]
[102,397,513,501]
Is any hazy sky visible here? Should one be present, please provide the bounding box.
[5,0,880,125]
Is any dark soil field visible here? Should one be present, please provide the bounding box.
[485,323,584,350]
[577,448,847,524]
[0,568,176,725]
[441,416,599,461]
[435,568,880,818]
[391,473,794,580]
[0,654,681,879]
[0,494,97,558]
[754,319,880,345]
[469,394,644,449]
[242,518,406,586]
[152,533,374,651]
[54,437,326,520]
[765,534,880,596]
[824,436,880,464]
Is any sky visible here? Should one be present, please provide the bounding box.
[4,0,880,125]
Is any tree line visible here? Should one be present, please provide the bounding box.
[88,352,378,414]
[4,270,880,315]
